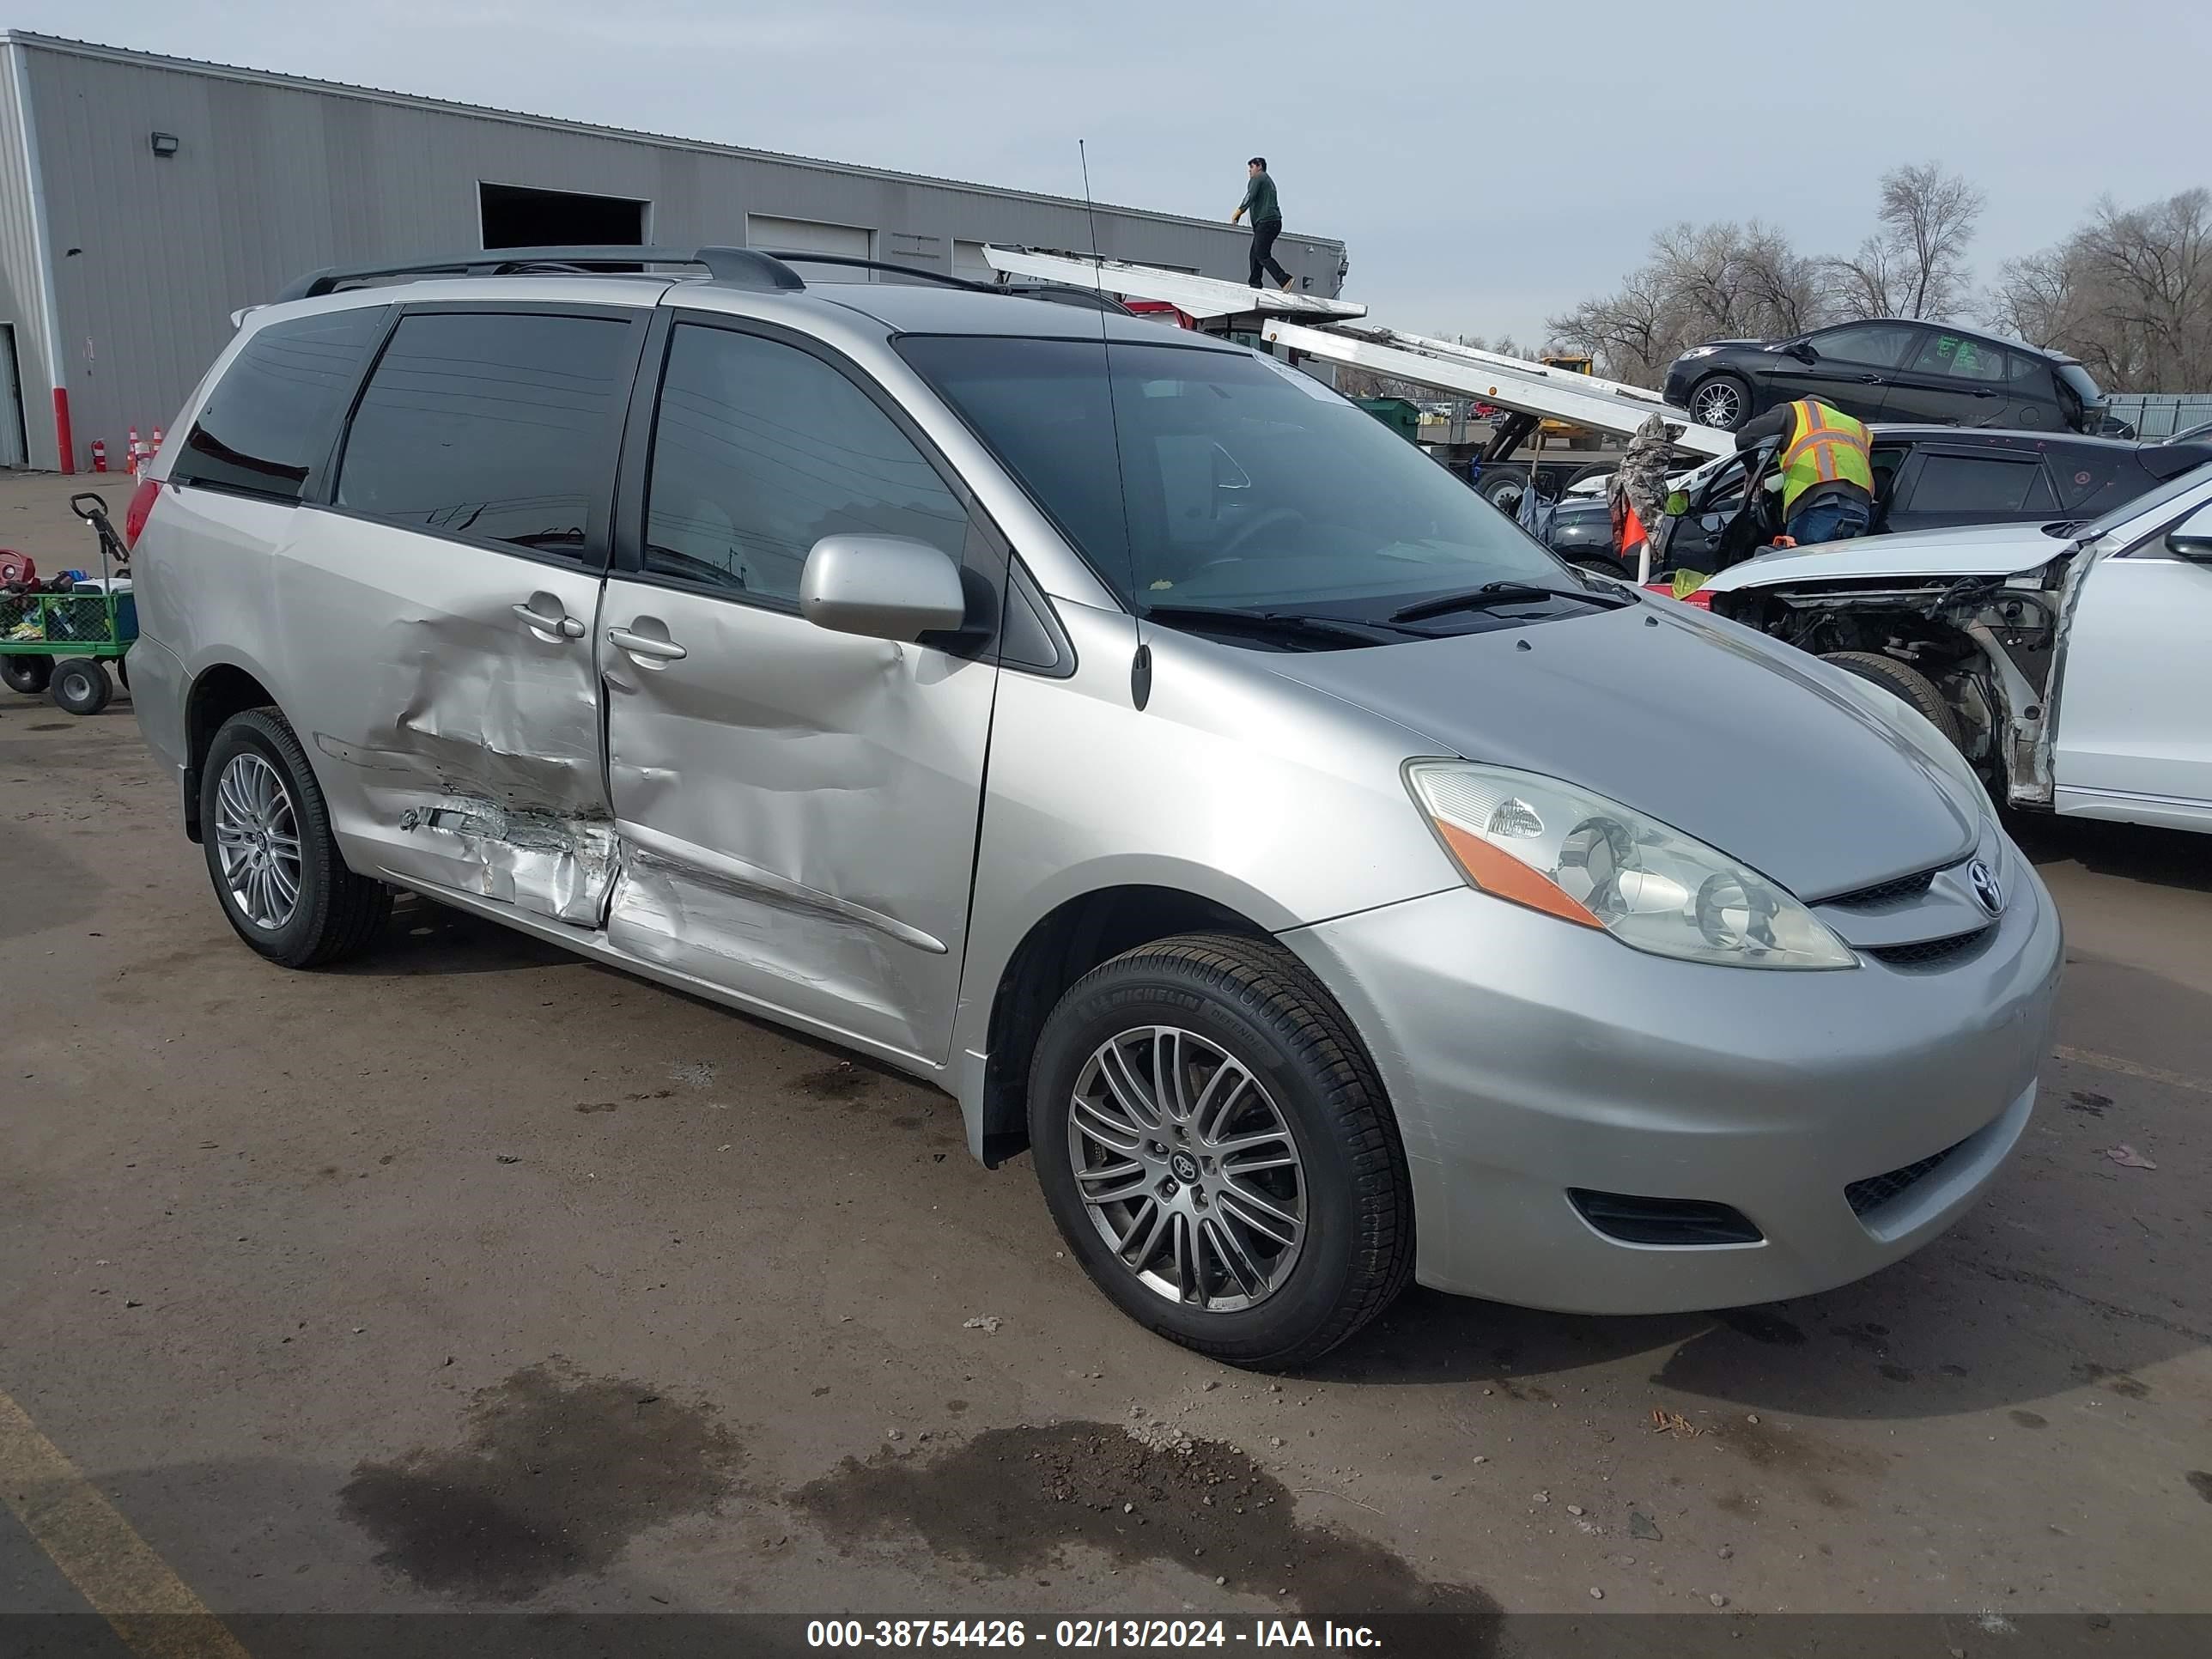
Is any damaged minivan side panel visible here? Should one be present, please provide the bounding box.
[280,511,617,924]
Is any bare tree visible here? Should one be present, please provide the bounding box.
[1988,188,2212,392]
[1547,220,1827,385]
[1826,162,1985,320]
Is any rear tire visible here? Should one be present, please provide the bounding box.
[1028,933,1413,1370]
[1,655,52,695]
[50,658,111,715]
[1477,471,1527,512]
[1821,650,1965,750]
[201,708,392,968]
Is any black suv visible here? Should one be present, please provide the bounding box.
[1662,321,2104,436]
[1654,426,2212,573]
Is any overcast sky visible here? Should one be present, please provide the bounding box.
[14,1,2206,343]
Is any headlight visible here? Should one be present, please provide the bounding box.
[1406,762,1856,970]
[1679,345,1720,360]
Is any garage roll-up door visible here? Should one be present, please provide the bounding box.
[747,216,874,279]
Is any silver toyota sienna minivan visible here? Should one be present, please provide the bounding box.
[124,246,2062,1368]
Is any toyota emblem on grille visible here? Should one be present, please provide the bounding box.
[1968,859,2003,915]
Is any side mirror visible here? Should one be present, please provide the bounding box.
[2167,503,2212,562]
[1789,340,1818,364]
[799,534,969,642]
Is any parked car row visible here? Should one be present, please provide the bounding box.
[1528,426,2212,577]
[127,246,2063,1369]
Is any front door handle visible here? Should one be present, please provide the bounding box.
[513,600,586,639]
[607,626,688,661]
[1859,373,1885,383]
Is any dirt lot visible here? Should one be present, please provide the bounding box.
[2,472,2208,1635]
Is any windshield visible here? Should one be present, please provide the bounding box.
[2078,458,2212,542]
[896,336,1577,616]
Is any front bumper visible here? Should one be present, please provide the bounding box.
[1662,366,1695,405]
[1280,851,2062,1314]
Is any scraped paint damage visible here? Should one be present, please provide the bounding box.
[605,844,925,1055]
[397,799,618,926]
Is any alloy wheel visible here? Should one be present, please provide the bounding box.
[214,752,303,931]
[1692,380,1742,428]
[1066,1025,1306,1311]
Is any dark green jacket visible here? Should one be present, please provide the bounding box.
[1238,171,1281,225]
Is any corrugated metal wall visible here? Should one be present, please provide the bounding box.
[3,36,1349,471]
[0,44,52,466]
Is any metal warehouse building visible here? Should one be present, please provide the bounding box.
[0,32,1348,473]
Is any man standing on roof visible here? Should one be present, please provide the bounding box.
[1231,157,1294,291]
[1733,395,1876,547]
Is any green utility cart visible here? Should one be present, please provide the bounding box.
[0,492,136,715]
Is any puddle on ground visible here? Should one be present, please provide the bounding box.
[340,1360,744,1601]
[791,1420,1493,1620]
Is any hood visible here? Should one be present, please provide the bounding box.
[1264,603,1978,900]
[1698,520,2071,592]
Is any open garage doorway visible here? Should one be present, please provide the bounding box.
[480,182,648,250]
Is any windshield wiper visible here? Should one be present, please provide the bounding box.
[1389,580,1632,623]
[1143,605,1435,647]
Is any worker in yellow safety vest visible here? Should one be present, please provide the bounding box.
[1732,396,1876,547]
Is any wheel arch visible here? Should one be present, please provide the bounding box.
[181,659,284,842]
[967,883,1277,1167]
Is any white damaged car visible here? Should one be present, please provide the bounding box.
[1702,461,2212,835]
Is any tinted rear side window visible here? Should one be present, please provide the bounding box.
[1910,453,2057,515]
[337,311,634,562]
[171,306,390,501]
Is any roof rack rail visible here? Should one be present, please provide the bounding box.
[276,245,805,302]
[753,251,1132,313]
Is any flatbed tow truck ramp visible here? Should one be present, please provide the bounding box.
[980,243,1733,459]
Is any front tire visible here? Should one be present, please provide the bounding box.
[1028,933,1413,1370]
[1689,373,1752,431]
[201,708,392,968]
[1821,650,1966,750]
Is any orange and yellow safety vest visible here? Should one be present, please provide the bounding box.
[1778,398,1874,513]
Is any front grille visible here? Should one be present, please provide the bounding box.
[1867,928,1991,968]
[1826,869,1937,908]
[1568,1189,1763,1246]
[1845,1137,1970,1218]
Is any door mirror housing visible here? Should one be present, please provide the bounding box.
[1788,340,1819,364]
[800,535,970,641]
[2165,502,2212,562]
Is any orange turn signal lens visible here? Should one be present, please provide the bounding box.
[1432,819,1602,928]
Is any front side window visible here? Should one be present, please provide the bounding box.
[336,311,634,562]
[172,306,391,501]
[1911,453,2057,514]
[644,324,969,606]
[896,336,1574,619]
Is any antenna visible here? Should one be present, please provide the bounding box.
[1078,139,1103,275]
[1077,139,1147,707]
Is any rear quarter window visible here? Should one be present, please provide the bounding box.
[1907,452,2057,515]
[170,307,391,501]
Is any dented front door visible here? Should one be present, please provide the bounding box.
[598,318,997,1063]
[277,304,646,924]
